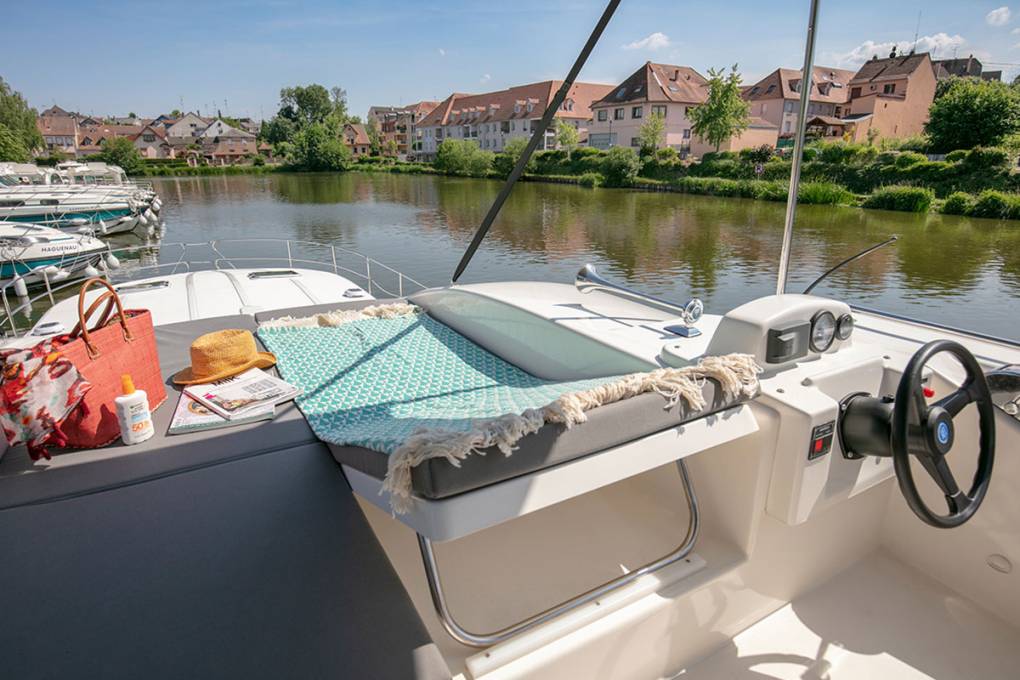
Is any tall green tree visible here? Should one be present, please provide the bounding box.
[689,65,750,152]
[925,78,1020,152]
[366,118,382,156]
[434,139,493,177]
[279,85,334,127]
[493,137,536,177]
[555,119,580,157]
[0,77,42,155]
[0,122,30,161]
[637,112,666,154]
[97,137,143,175]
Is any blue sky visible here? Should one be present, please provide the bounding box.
[5,1,1020,120]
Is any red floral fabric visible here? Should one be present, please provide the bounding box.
[0,339,92,460]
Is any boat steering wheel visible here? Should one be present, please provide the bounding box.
[891,340,996,529]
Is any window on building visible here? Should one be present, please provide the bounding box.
[597,109,608,122]
[614,108,625,120]
[522,120,529,132]
[784,100,795,113]
[784,121,792,133]
[850,87,862,98]
[883,83,896,94]
[143,134,155,142]
[651,105,667,117]
[683,129,691,139]
[632,106,643,119]
[631,137,641,147]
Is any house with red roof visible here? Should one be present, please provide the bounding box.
[416,80,613,161]
[588,61,778,158]
[368,101,440,159]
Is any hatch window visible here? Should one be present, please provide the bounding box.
[247,270,300,279]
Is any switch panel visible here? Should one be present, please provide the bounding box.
[808,421,835,460]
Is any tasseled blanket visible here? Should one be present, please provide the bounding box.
[258,303,760,513]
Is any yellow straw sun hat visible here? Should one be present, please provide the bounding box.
[172,329,277,385]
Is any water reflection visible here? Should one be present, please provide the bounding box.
[148,173,1020,340]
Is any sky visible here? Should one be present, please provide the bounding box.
[5,1,1020,121]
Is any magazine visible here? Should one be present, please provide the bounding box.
[184,368,301,421]
[167,393,275,435]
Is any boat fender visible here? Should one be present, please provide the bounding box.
[97,220,108,234]
[105,253,120,269]
[12,276,28,298]
[83,264,100,278]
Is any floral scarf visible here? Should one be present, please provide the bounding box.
[0,339,92,460]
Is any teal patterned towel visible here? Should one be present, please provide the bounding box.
[258,304,760,512]
[258,312,612,456]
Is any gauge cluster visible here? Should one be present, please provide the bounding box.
[705,294,855,369]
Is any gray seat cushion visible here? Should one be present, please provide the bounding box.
[0,315,317,511]
[333,378,742,500]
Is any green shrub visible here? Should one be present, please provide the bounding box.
[600,146,642,187]
[969,190,1017,219]
[812,140,875,165]
[701,150,738,162]
[798,182,855,205]
[894,151,927,168]
[861,186,934,212]
[578,172,603,188]
[962,147,1010,170]
[945,150,967,163]
[492,138,534,178]
[434,139,493,177]
[941,191,974,215]
[654,147,679,163]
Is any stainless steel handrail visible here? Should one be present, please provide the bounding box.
[417,458,700,648]
[0,238,426,337]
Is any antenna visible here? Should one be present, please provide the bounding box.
[912,10,921,54]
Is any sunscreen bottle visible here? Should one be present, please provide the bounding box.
[115,374,154,445]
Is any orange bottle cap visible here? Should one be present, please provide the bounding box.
[121,374,136,395]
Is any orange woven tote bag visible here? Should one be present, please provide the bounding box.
[57,278,167,448]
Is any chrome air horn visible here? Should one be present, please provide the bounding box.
[575,264,704,337]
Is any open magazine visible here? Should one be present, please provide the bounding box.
[184,368,301,421]
[168,394,275,435]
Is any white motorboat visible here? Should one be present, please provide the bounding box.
[1,2,1019,679]
[0,221,111,287]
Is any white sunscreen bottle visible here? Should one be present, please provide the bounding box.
[115,374,155,445]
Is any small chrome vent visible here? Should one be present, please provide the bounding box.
[247,270,299,279]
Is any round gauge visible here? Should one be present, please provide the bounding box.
[836,313,854,341]
[810,311,837,352]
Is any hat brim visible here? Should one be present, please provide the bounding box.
[172,351,277,385]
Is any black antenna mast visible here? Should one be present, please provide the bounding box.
[451,0,623,282]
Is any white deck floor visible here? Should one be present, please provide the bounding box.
[685,551,1020,680]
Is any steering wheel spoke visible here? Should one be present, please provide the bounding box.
[916,451,961,497]
[934,386,972,417]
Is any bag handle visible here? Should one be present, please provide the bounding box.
[71,278,133,358]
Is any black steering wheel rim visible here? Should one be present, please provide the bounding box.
[891,340,996,529]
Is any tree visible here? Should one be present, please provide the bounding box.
[0,77,42,155]
[261,115,296,145]
[384,139,399,157]
[97,136,143,175]
[637,112,666,154]
[492,137,536,177]
[689,65,751,152]
[128,112,137,119]
[330,87,350,123]
[925,78,1020,152]
[293,123,352,171]
[366,118,383,156]
[434,139,493,176]
[0,122,30,161]
[170,109,182,118]
[279,85,334,127]
[600,146,642,186]
[555,119,580,157]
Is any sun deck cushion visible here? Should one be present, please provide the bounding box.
[255,302,755,503]
[0,315,317,510]
[332,379,738,499]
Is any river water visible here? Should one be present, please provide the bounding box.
[121,173,1020,340]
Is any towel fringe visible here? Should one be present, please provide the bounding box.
[259,302,419,329]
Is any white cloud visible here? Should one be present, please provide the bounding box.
[437,48,446,57]
[826,33,966,68]
[480,73,491,84]
[987,6,1011,26]
[1012,26,1020,34]
[622,32,671,51]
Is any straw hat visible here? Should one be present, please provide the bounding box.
[172,329,277,385]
